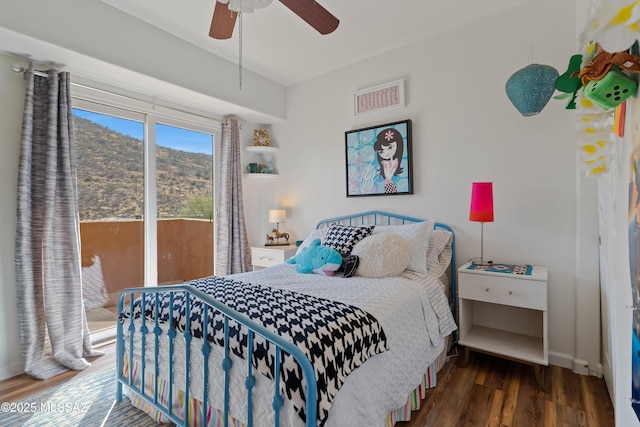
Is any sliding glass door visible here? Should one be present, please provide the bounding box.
[72,97,219,341]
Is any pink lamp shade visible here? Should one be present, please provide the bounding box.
[469,182,494,223]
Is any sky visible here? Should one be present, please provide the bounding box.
[73,109,213,155]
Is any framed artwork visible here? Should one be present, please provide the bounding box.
[345,119,413,197]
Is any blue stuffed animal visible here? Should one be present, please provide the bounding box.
[286,239,343,275]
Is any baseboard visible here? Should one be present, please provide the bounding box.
[0,361,24,381]
[570,357,603,377]
[549,350,574,370]
[548,351,602,377]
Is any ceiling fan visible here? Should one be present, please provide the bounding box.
[209,0,339,40]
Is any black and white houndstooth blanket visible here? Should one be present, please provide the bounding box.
[121,276,388,426]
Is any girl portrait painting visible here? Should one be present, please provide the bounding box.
[345,119,412,197]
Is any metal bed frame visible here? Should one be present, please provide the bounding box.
[115,211,456,427]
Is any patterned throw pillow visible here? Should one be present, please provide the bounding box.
[321,224,375,256]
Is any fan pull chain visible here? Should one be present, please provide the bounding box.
[238,11,243,90]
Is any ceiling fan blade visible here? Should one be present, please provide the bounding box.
[209,0,238,40]
[278,0,339,35]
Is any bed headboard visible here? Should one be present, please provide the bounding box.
[314,210,457,336]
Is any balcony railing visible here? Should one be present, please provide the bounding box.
[81,218,213,307]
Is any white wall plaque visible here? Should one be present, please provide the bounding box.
[354,79,405,116]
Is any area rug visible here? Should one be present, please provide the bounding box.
[1,366,170,427]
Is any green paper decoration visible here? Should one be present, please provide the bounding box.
[554,54,583,109]
[505,64,560,116]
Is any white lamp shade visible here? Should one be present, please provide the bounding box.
[268,209,286,224]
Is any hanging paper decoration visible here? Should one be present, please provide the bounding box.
[575,42,616,176]
[554,54,584,109]
[505,64,559,116]
[614,100,627,137]
[567,37,638,176]
[580,0,640,54]
[575,69,618,176]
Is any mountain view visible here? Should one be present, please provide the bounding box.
[73,115,213,221]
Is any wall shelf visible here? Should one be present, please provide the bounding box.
[244,146,279,154]
[243,173,278,179]
[244,145,280,178]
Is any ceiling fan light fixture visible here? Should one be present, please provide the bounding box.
[227,0,273,13]
[252,0,274,9]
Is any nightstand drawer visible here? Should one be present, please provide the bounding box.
[251,246,297,269]
[458,274,547,310]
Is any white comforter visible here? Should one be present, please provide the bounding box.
[127,263,456,427]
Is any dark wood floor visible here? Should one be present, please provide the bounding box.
[400,348,615,427]
[0,341,116,403]
[0,344,614,427]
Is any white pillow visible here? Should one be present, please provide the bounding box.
[82,255,108,310]
[372,219,434,276]
[352,233,410,278]
[426,229,453,278]
[295,228,327,255]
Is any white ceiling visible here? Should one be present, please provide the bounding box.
[102,0,533,86]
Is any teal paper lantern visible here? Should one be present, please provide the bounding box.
[505,64,559,117]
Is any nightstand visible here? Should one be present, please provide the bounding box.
[251,245,297,270]
[457,261,548,389]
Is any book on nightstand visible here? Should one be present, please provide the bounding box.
[466,262,533,275]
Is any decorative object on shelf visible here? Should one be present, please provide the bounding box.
[505,64,559,116]
[469,182,494,266]
[261,161,274,173]
[247,162,258,173]
[266,209,289,245]
[345,119,413,197]
[254,129,270,146]
[354,79,405,116]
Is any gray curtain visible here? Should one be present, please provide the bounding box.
[15,63,101,380]
[215,117,251,275]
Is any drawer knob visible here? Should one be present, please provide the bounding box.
[508,290,513,295]
[485,288,490,292]
[260,256,273,261]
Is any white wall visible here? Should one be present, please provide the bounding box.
[272,0,598,372]
[0,54,25,378]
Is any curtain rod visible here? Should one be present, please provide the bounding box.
[9,63,223,125]
[10,63,49,78]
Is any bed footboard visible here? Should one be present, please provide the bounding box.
[115,285,317,427]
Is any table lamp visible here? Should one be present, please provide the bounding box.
[267,209,288,245]
[469,182,494,265]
